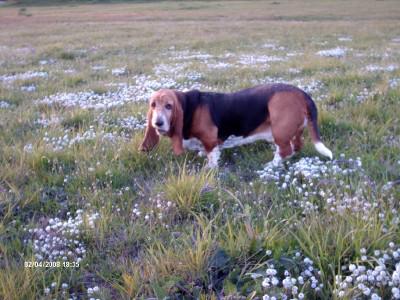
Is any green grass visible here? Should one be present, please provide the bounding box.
[0,0,400,299]
[163,162,217,215]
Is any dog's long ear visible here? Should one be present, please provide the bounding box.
[170,91,186,155]
[139,108,159,152]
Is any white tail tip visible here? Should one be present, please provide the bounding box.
[314,142,333,160]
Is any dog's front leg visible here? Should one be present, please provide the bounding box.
[206,146,221,169]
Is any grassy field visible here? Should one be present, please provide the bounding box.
[0,1,400,299]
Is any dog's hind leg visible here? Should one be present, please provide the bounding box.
[292,127,304,153]
[269,141,294,167]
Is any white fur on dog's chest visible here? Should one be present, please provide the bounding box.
[183,129,274,168]
[182,138,205,151]
[183,128,274,152]
[222,130,274,148]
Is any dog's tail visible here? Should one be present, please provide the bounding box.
[304,93,333,160]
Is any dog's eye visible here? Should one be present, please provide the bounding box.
[151,102,156,108]
[165,104,172,110]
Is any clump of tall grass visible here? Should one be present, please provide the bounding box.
[120,216,216,298]
[291,210,396,294]
[163,162,217,214]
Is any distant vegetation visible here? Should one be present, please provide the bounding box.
[8,0,162,6]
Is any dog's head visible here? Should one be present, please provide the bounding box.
[139,89,185,155]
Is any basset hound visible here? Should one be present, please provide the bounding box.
[139,84,333,168]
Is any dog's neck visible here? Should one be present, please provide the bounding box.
[181,90,201,139]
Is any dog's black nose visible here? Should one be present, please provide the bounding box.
[155,119,164,127]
